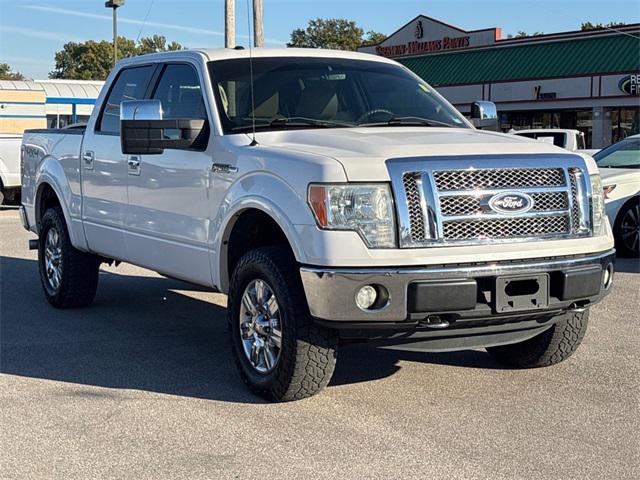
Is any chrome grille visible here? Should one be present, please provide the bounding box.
[402,173,426,241]
[433,168,565,191]
[568,170,581,232]
[439,192,569,217]
[387,157,592,248]
[443,215,570,240]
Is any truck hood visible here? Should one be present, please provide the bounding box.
[254,127,599,181]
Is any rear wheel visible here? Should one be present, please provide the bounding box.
[614,198,640,257]
[487,309,589,368]
[38,206,100,308]
[228,246,338,402]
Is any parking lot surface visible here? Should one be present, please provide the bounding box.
[1,209,638,479]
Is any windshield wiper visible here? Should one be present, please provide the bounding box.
[358,116,456,128]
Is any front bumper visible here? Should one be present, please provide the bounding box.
[300,249,615,325]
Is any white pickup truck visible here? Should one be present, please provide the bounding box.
[21,49,615,401]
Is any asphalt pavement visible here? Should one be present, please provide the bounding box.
[1,208,638,479]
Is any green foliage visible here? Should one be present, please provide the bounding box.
[362,31,387,47]
[288,18,385,51]
[0,63,25,81]
[49,35,184,80]
[581,21,626,31]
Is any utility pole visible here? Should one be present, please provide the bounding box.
[253,0,264,47]
[225,0,235,48]
[105,1,125,66]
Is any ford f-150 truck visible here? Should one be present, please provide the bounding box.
[20,49,615,402]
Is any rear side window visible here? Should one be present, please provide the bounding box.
[98,65,154,134]
[152,64,207,120]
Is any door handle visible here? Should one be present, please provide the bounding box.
[128,156,141,176]
[211,163,238,174]
[83,151,94,170]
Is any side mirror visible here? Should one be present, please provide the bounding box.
[120,100,206,155]
[470,101,499,130]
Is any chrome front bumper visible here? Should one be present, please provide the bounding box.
[300,249,615,323]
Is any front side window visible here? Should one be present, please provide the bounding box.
[208,57,468,133]
[99,65,154,134]
[152,64,207,120]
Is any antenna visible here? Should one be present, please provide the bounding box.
[245,0,258,146]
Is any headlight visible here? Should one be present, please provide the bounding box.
[590,174,606,235]
[308,184,396,248]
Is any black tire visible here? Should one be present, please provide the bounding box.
[228,246,338,402]
[38,206,100,308]
[613,197,640,257]
[487,309,589,368]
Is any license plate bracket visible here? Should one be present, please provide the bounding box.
[494,273,549,313]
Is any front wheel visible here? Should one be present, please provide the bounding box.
[614,198,640,257]
[487,309,589,368]
[228,247,338,402]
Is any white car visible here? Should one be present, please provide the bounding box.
[0,133,22,204]
[594,135,640,257]
[20,49,615,401]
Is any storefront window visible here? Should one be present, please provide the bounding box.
[612,108,640,143]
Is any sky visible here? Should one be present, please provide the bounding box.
[1,0,638,79]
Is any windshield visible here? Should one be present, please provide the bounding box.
[593,137,640,169]
[208,57,468,133]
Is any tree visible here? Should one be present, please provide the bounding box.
[136,35,184,55]
[0,63,25,81]
[362,30,387,47]
[288,18,385,51]
[49,36,184,80]
[581,21,626,31]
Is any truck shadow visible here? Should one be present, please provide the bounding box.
[1,256,507,402]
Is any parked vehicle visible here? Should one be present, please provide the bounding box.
[0,134,22,204]
[510,128,598,155]
[20,49,615,401]
[594,134,640,257]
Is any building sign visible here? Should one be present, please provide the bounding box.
[619,74,640,95]
[359,15,501,59]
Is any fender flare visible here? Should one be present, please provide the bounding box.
[212,173,316,292]
[34,157,87,250]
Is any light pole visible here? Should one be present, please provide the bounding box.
[105,0,125,66]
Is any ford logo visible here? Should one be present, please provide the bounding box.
[488,192,534,214]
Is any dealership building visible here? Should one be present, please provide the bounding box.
[359,16,640,148]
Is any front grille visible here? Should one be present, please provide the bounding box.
[433,168,565,191]
[443,215,570,240]
[391,159,591,248]
[402,173,426,241]
[439,191,569,217]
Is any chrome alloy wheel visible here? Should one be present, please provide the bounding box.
[44,227,63,291]
[239,279,283,374]
[620,203,640,254]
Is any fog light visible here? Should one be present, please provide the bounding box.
[356,285,378,310]
[603,264,614,290]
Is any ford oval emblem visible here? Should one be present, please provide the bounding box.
[488,192,534,214]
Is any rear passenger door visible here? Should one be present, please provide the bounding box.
[124,62,214,285]
[82,65,155,258]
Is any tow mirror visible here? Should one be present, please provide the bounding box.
[120,100,206,155]
[471,101,499,130]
